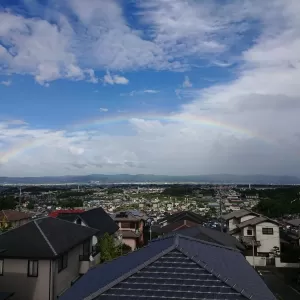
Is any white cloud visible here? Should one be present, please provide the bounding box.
[182,76,192,88]
[0,0,267,84]
[99,107,108,112]
[144,89,160,94]
[2,0,300,176]
[0,80,12,86]
[103,71,129,85]
[121,89,160,96]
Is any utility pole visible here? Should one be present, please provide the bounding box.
[252,239,255,269]
[219,191,224,232]
[19,186,22,211]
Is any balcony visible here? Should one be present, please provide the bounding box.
[79,246,101,274]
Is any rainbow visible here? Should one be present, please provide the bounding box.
[0,112,273,163]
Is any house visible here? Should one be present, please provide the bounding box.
[113,211,145,250]
[223,209,260,232]
[157,210,205,227]
[223,210,280,263]
[56,207,119,237]
[0,217,99,300]
[0,210,33,230]
[59,234,276,300]
[163,225,246,252]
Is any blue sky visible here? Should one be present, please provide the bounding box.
[1,0,300,176]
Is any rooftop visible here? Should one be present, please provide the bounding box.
[60,234,275,300]
[222,209,259,221]
[0,210,33,221]
[0,217,98,259]
[57,207,119,235]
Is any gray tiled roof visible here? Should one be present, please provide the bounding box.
[60,235,276,300]
[0,217,99,258]
[237,216,269,228]
[168,225,245,251]
[222,209,258,220]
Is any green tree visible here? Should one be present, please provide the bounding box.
[98,233,121,263]
[0,196,17,210]
[27,201,34,210]
[58,198,83,208]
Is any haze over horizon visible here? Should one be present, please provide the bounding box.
[1,0,300,177]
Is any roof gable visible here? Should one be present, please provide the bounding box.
[95,250,247,300]
[60,235,275,300]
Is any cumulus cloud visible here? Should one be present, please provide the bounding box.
[1,0,300,176]
[0,0,267,84]
[99,107,109,112]
[103,71,129,85]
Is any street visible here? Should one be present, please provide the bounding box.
[259,270,300,300]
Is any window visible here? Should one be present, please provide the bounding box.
[0,260,3,276]
[57,253,68,273]
[28,260,38,277]
[247,229,253,235]
[262,228,274,235]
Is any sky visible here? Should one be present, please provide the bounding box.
[0,0,300,177]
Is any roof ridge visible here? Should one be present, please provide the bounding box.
[173,233,241,252]
[51,215,100,234]
[84,244,176,300]
[176,247,253,300]
[34,219,57,256]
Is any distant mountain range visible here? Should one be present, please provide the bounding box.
[0,174,299,185]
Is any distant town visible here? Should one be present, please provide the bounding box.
[0,182,300,300]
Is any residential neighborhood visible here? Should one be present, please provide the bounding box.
[0,184,300,299]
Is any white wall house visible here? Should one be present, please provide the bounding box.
[223,210,280,258]
[0,217,100,300]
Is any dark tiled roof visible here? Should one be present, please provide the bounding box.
[159,219,199,234]
[168,225,245,251]
[57,207,119,235]
[222,209,258,221]
[79,208,119,235]
[158,211,204,225]
[60,235,276,300]
[56,214,79,222]
[0,217,99,259]
[237,216,270,228]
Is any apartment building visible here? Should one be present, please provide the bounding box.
[0,217,100,300]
